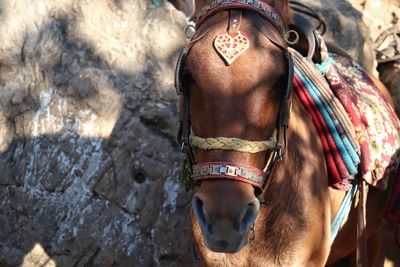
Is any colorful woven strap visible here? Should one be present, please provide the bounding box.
[193,162,266,188]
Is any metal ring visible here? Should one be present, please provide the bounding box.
[284,30,300,45]
[184,23,196,39]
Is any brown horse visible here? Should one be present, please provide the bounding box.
[177,0,396,266]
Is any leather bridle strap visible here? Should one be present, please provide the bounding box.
[228,10,242,35]
[248,12,287,49]
[176,49,196,168]
[178,90,196,169]
[195,0,287,35]
[261,50,293,187]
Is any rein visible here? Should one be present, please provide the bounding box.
[175,0,294,191]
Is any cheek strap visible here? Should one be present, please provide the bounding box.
[228,9,242,35]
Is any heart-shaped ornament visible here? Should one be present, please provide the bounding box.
[214,31,250,65]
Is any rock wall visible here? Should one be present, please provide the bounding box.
[0,0,193,266]
[0,0,399,266]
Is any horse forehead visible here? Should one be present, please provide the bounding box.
[187,45,284,92]
[186,20,285,77]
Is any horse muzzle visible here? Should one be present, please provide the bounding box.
[201,223,250,253]
[192,183,260,253]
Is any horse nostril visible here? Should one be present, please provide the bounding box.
[240,199,260,232]
[192,196,207,228]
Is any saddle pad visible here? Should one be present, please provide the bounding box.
[318,38,400,190]
[290,37,400,191]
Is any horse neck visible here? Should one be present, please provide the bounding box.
[191,0,290,21]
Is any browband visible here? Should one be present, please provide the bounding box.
[195,0,287,35]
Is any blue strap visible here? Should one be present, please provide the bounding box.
[330,183,358,242]
[316,57,334,75]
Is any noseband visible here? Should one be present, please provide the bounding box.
[175,0,294,193]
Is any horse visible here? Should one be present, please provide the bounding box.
[175,0,398,266]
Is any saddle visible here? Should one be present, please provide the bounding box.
[288,1,322,63]
[289,4,400,227]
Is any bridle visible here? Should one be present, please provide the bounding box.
[176,4,373,266]
[175,0,294,194]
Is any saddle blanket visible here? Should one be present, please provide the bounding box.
[290,37,400,191]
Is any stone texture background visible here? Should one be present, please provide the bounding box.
[0,0,398,266]
[0,0,192,266]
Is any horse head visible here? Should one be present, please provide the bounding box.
[177,0,292,253]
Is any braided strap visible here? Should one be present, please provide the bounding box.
[190,135,276,153]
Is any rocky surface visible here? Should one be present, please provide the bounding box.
[0,0,399,266]
[379,61,400,115]
[0,0,193,266]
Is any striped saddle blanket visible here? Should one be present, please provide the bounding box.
[290,36,400,185]
[291,41,400,190]
[290,37,400,223]
[291,38,400,223]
